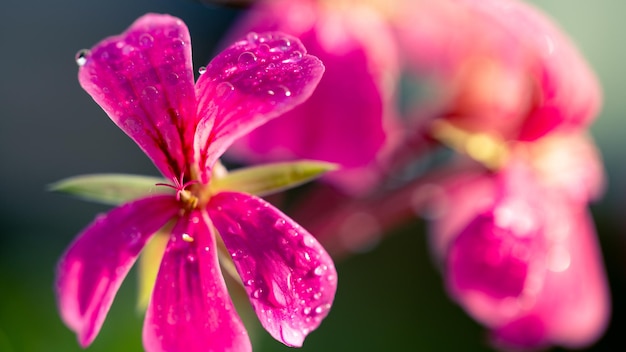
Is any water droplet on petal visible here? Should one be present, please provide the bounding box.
[280,328,302,346]
[216,81,235,98]
[245,279,255,287]
[166,72,179,85]
[314,303,330,315]
[141,86,159,100]
[167,308,178,324]
[267,85,291,97]
[313,265,327,276]
[274,218,286,228]
[247,32,259,44]
[268,280,287,307]
[258,43,271,55]
[198,66,207,75]
[278,37,291,48]
[238,51,257,68]
[75,49,90,66]
[253,288,263,299]
[187,254,196,263]
[139,33,154,48]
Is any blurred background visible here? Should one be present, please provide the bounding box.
[0,0,624,351]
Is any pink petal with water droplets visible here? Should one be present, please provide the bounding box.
[224,0,401,193]
[493,204,610,350]
[193,32,324,181]
[78,14,197,180]
[447,213,542,300]
[207,192,337,347]
[143,210,251,352]
[55,195,179,347]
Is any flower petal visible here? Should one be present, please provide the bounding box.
[207,192,337,347]
[143,211,251,352]
[78,14,197,180]
[55,195,179,347]
[224,0,400,192]
[493,204,610,350]
[193,32,324,180]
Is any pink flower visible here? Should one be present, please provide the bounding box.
[395,0,601,142]
[223,0,402,194]
[430,142,609,350]
[56,14,337,352]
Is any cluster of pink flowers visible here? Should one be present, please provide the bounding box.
[55,0,610,351]
[223,0,610,350]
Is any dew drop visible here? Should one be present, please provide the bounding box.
[269,280,287,307]
[313,265,327,276]
[274,218,286,228]
[313,292,322,300]
[141,86,159,100]
[204,246,210,252]
[75,49,90,66]
[238,51,257,67]
[216,81,235,98]
[246,32,259,44]
[258,43,271,55]
[268,85,291,97]
[121,45,134,55]
[139,33,154,48]
[166,72,179,85]
[198,66,207,75]
[278,37,291,48]
[291,50,303,59]
[314,304,329,315]
[245,279,255,287]
[303,306,312,315]
[280,328,302,346]
[187,254,196,263]
[295,251,312,268]
[253,288,263,299]
[167,309,178,324]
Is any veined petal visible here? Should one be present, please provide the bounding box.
[493,204,610,350]
[143,211,251,352]
[207,192,337,347]
[55,195,179,347]
[78,14,197,180]
[225,0,399,177]
[194,32,324,181]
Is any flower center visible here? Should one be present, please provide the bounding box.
[179,189,199,211]
[156,175,206,211]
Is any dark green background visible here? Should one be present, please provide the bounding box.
[1,0,625,351]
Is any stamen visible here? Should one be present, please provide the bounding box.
[182,233,194,243]
[155,173,200,209]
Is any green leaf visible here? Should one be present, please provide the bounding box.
[48,174,173,205]
[211,160,338,197]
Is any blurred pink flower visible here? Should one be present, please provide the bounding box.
[430,141,609,350]
[395,0,601,142]
[223,0,402,194]
[56,14,336,352]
